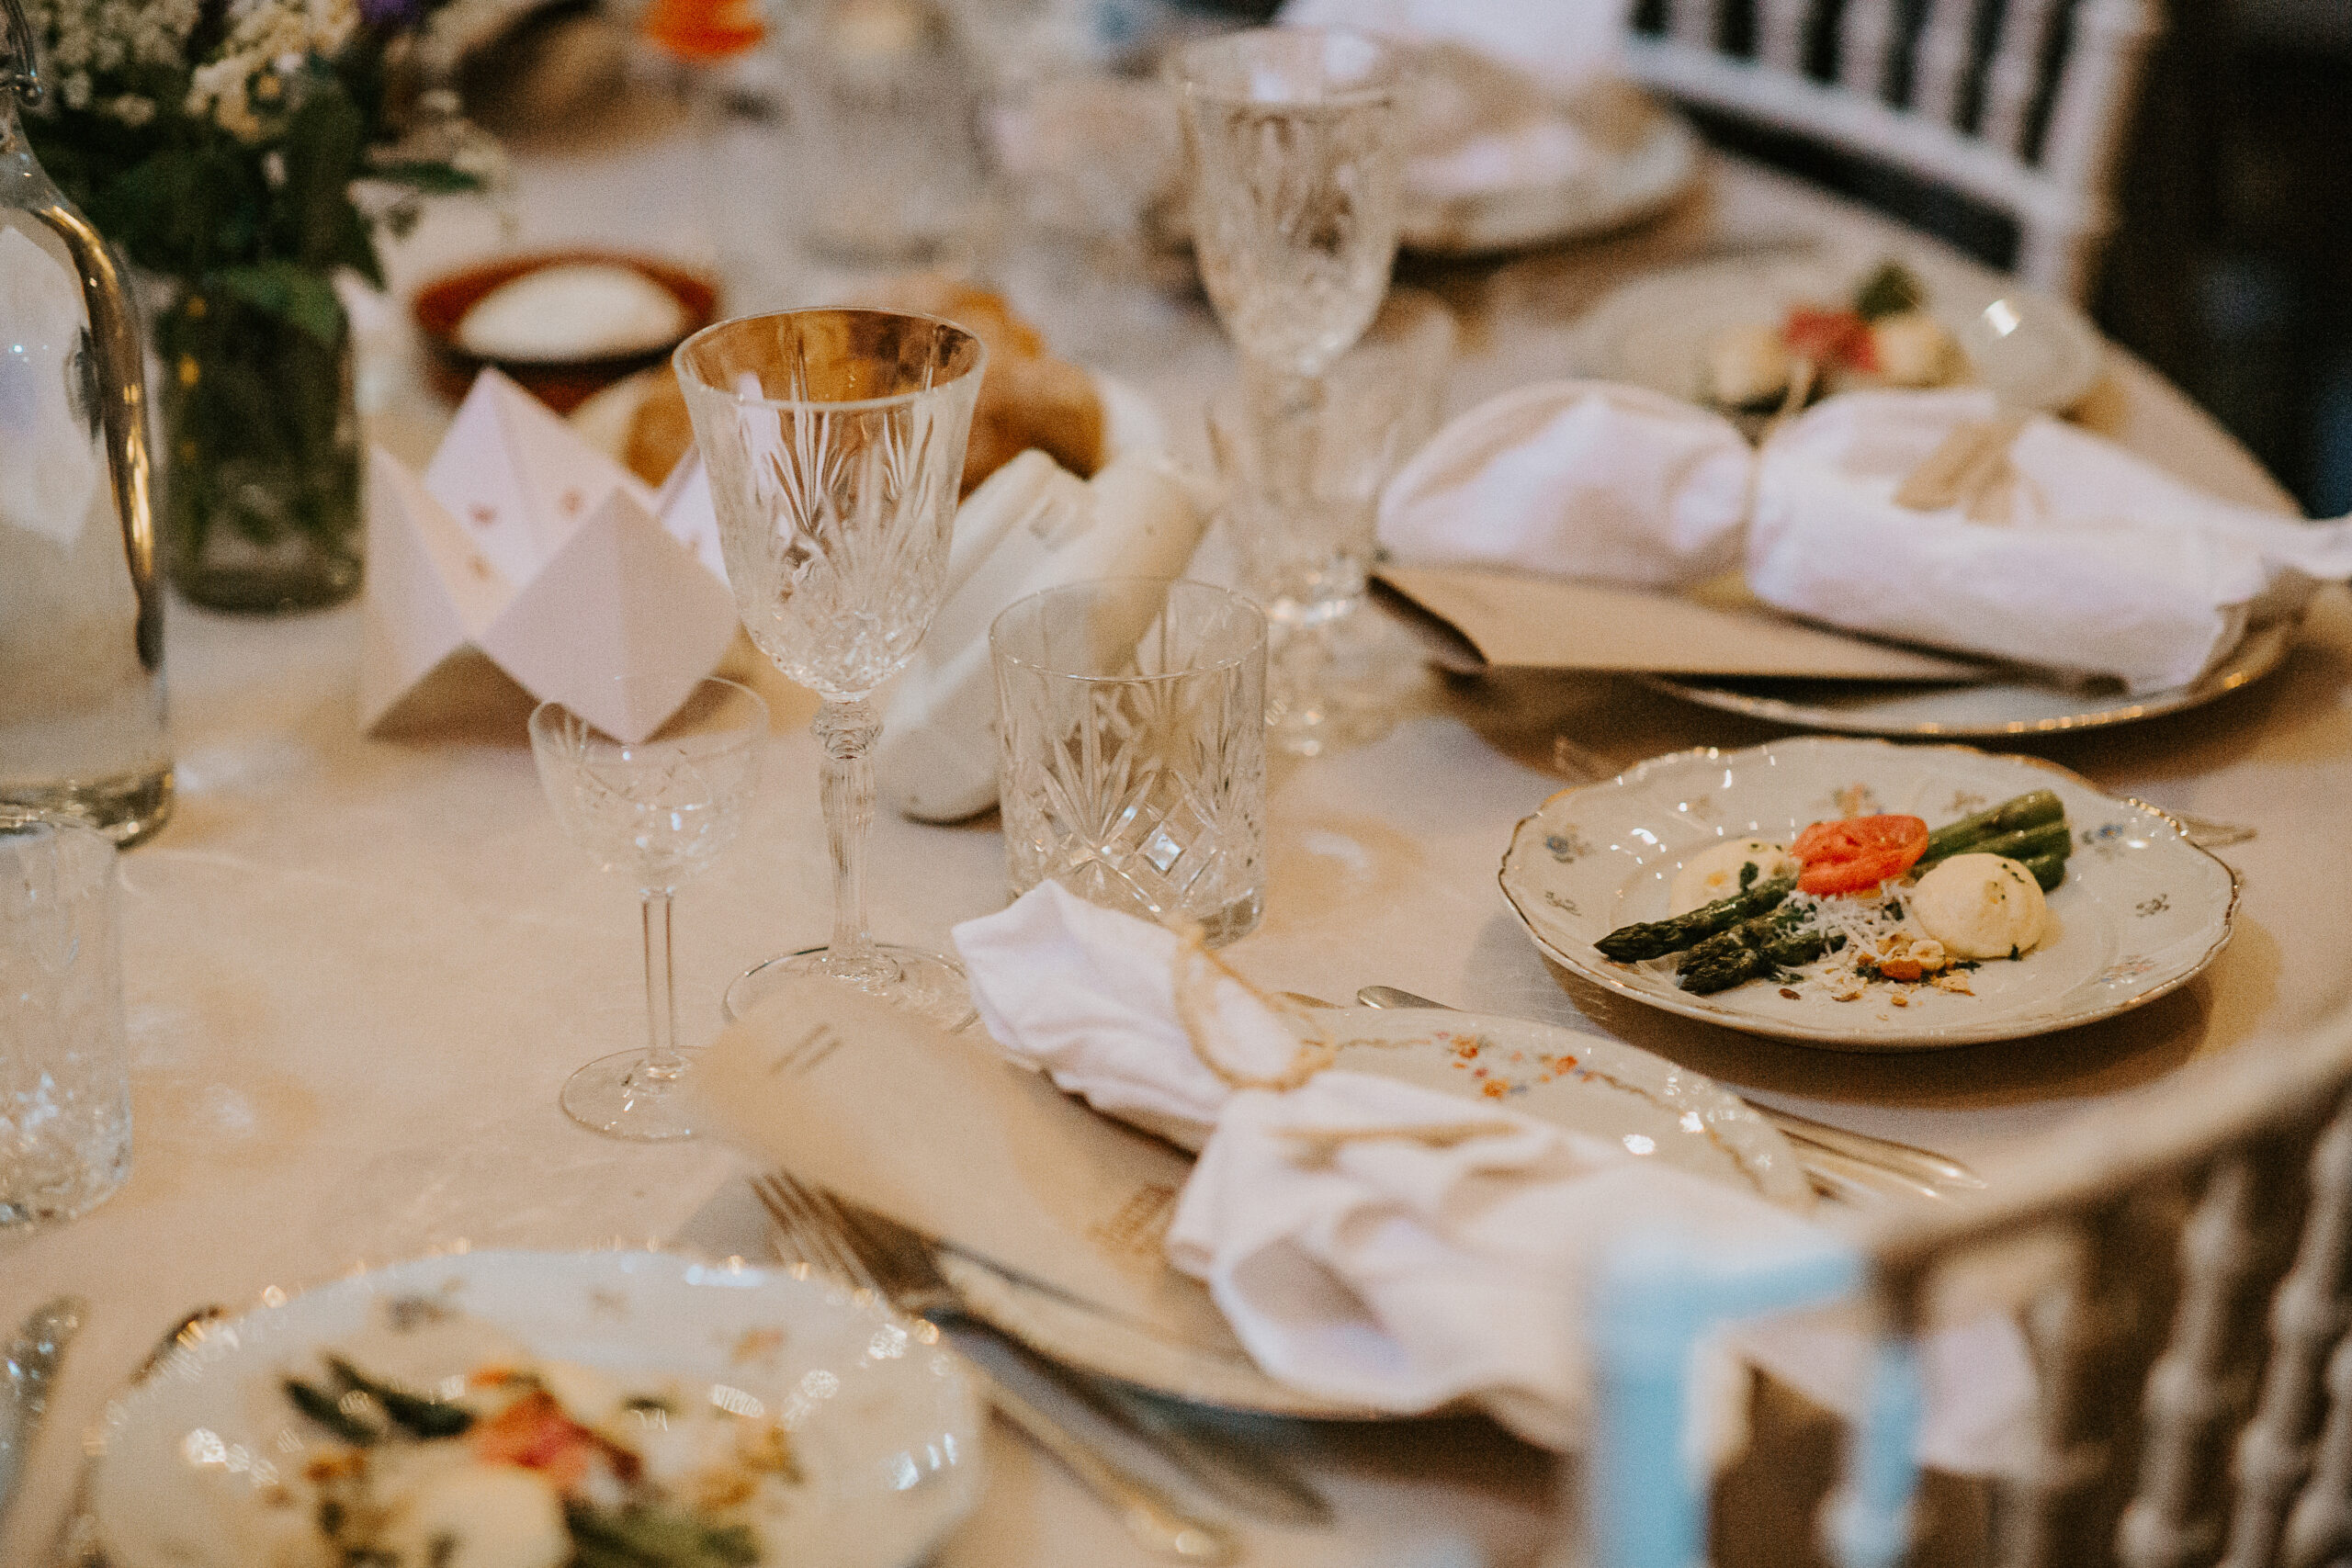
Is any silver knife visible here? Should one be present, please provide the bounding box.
[0,1295,86,1529]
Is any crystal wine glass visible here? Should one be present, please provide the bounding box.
[673,309,987,1028]
[1173,27,1405,385]
[529,675,767,1140]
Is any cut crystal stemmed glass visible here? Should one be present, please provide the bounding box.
[1174,26,1406,386]
[674,309,987,1029]
[529,675,766,1141]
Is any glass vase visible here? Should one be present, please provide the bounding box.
[156,284,363,614]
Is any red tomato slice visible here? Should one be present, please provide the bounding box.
[1792,814,1929,895]
[1782,307,1871,367]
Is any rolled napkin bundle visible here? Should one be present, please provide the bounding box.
[1377,380,1753,588]
[954,884,2033,1466]
[1751,389,2352,693]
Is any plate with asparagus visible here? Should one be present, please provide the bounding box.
[1498,738,2240,1051]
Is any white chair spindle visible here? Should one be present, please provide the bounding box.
[1977,0,2065,156]
[2222,1100,2352,1568]
[2119,1145,2310,1568]
[1837,0,1898,100]
[1754,0,1813,74]
[2282,1332,2352,1567]
[1908,0,1979,129]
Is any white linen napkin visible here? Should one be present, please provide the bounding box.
[954,885,2033,1469]
[1376,380,1754,588]
[957,878,1307,1147]
[1750,389,2352,693]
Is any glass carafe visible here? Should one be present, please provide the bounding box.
[0,0,171,846]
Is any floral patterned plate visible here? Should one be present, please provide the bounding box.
[1498,738,2241,1052]
[86,1251,983,1568]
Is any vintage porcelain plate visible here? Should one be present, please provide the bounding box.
[935,1008,1809,1415]
[1401,101,1700,254]
[1569,251,2106,414]
[1499,738,2240,1051]
[1640,620,2295,738]
[88,1250,984,1568]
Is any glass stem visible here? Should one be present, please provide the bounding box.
[639,888,684,1083]
[815,697,884,978]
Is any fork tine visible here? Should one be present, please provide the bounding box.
[752,1171,876,1291]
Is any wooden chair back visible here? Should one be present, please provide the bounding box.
[1589,1005,2352,1568]
[1621,0,2165,301]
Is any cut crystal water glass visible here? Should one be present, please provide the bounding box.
[529,675,766,1141]
[1,807,130,1227]
[675,309,986,1028]
[991,580,1268,944]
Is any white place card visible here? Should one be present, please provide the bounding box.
[359,370,738,743]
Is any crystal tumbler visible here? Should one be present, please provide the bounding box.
[991,580,1268,944]
[1,808,130,1227]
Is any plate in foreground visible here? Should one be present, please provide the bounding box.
[1498,738,2240,1051]
[939,1006,1809,1414]
[88,1250,983,1568]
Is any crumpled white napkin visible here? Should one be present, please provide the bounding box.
[1377,380,1754,588]
[1750,389,2352,693]
[954,885,2034,1470]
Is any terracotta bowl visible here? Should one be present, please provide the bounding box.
[411,250,719,413]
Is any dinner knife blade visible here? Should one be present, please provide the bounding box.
[0,1294,87,1529]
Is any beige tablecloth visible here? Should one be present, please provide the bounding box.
[4,137,2343,1568]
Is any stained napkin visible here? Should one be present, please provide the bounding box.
[1376,380,1753,588]
[1750,389,2352,693]
[954,885,2034,1467]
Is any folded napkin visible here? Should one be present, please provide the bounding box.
[1377,381,1753,589]
[1750,389,2352,693]
[955,884,2033,1468]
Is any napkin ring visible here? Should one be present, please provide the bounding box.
[1169,924,1335,1094]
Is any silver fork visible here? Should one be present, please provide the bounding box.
[749,1178,1328,1529]
[752,1172,1241,1563]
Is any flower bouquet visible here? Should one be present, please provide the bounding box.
[20,0,500,611]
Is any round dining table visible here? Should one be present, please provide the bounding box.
[6,99,2347,1568]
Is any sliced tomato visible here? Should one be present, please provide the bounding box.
[1782,306,1872,368]
[1792,814,1929,895]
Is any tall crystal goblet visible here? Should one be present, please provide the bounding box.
[1173,26,1404,384]
[674,309,987,1028]
[529,675,767,1141]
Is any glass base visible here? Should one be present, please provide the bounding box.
[723,943,977,1032]
[1266,595,1426,758]
[174,558,362,615]
[560,1050,699,1141]
[0,766,174,848]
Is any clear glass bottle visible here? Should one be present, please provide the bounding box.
[0,0,172,846]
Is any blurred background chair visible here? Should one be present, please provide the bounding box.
[1589,1005,2352,1568]
[1618,0,2164,303]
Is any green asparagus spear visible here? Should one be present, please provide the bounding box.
[1918,790,2065,863]
[1919,819,2071,873]
[1675,906,1839,994]
[1594,874,1796,963]
[2018,851,2066,892]
[327,1355,474,1438]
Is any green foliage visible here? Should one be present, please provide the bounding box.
[19,8,482,338]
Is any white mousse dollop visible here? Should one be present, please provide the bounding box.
[1668,837,1799,916]
[1908,852,2049,959]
